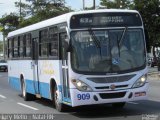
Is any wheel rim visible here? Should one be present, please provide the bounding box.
[54,89,60,108]
[22,82,26,97]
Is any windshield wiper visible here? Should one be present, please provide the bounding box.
[116,35,121,57]
[88,28,101,48]
[119,27,128,46]
[88,28,102,59]
[116,27,128,57]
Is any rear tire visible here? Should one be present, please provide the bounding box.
[21,79,34,101]
[112,102,126,108]
[53,85,66,112]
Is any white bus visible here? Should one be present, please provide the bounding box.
[7,9,148,112]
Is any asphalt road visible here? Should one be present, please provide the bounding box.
[0,72,160,120]
[148,66,159,73]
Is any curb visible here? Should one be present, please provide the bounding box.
[148,72,160,80]
[148,72,159,75]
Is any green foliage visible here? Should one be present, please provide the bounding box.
[100,0,160,50]
[100,0,131,9]
[16,0,72,27]
[0,0,72,38]
[15,1,30,18]
[133,0,160,47]
[0,13,19,36]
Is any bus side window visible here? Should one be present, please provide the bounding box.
[26,34,31,58]
[13,37,18,58]
[23,35,26,57]
[39,29,48,58]
[19,35,24,58]
[49,27,58,58]
[8,39,13,59]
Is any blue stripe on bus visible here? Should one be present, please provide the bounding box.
[39,82,50,99]
[25,79,36,95]
[8,77,72,105]
[8,77,50,99]
[63,97,71,103]
[8,77,21,91]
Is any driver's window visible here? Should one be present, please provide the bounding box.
[60,32,68,61]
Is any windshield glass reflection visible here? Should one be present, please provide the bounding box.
[71,29,146,73]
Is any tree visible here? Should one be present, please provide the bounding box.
[0,13,19,36]
[0,13,19,59]
[100,0,160,59]
[100,0,131,9]
[15,1,30,19]
[133,0,160,60]
[15,0,72,27]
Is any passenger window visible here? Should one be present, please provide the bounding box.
[8,39,13,58]
[19,36,24,57]
[39,27,59,59]
[25,34,31,57]
[49,27,59,58]
[13,38,18,58]
[39,29,48,57]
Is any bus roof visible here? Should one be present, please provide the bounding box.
[7,9,139,38]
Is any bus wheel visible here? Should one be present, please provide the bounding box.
[54,86,66,112]
[21,79,33,101]
[112,102,126,108]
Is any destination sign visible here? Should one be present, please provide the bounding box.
[70,12,142,29]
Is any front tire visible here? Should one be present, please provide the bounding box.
[53,85,66,112]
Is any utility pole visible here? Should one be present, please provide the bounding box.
[19,0,22,21]
[83,0,85,10]
[93,0,96,9]
[83,0,96,10]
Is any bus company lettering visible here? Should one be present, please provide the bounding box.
[100,16,124,23]
[41,61,54,75]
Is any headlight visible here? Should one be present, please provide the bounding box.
[71,79,93,92]
[132,74,147,88]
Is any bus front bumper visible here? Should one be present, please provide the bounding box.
[70,83,149,107]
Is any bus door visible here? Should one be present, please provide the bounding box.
[32,37,40,94]
[60,32,71,102]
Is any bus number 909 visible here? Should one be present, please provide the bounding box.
[77,93,90,100]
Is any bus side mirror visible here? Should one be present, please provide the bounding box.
[65,27,72,52]
[144,29,150,53]
[64,38,72,52]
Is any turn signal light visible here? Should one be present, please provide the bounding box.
[135,92,146,97]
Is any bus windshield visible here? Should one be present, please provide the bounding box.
[71,29,146,74]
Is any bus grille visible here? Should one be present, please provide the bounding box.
[95,85,128,90]
[87,74,135,83]
[99,92,126,99]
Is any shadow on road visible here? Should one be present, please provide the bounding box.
[32,98,160,118]
[70,100,160,119]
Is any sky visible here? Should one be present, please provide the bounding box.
[0,0,100,17]
[0,0,100,40]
